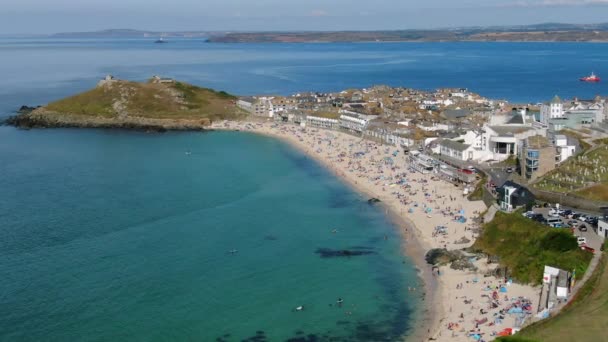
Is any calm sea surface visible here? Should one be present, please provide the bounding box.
[1,39,607,341]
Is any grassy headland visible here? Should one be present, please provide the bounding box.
[8,77,243,130]
[472,211,592,285]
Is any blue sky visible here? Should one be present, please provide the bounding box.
[2,0,608,34]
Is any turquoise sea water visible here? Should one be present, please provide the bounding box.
[2,39,607,341]
[0,127,420,341]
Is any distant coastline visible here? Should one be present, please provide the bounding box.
[39,22,608,43]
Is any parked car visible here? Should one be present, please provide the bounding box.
[522,211,535,218]
[506,167,514,173]
[578,224,588,232]
[561,210,573,218]
[567,220,577,226]
[572,213,582,220]
[577,237,587,246]
[533,214,547,224]
[589,218,599,227]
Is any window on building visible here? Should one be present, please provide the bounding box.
[527,150,539,159]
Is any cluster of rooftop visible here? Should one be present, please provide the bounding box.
[238,87,608,189]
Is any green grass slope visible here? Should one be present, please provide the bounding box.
[472,212,592,285]
[534,143,608,202]
[45,79,240,121]
[499,241,608,342]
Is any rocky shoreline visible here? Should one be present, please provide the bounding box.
[4,109,213,133]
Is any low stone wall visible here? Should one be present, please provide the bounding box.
[530,187,608,213]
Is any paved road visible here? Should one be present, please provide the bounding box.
[485,166,510,187]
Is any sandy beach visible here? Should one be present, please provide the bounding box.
[212,120,541,342]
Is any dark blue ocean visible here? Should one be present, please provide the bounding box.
[0,39,606,341]
[1,39,607,114]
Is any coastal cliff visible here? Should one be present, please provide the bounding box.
[6,76,244,131]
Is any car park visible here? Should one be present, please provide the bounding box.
[531,214,546,223]
[522,211,535,218]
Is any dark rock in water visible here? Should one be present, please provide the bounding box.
[367,198,381,204]
[316,248,375,258]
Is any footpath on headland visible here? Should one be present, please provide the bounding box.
[211,120,541,342]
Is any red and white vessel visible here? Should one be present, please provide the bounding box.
[580,72,600,82]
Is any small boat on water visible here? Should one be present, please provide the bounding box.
[580,72,600,82]
[155,37,168,44]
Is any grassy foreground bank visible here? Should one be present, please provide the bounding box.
[498,240,608,342]
[472,212,592,285]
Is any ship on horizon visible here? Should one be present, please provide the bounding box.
[155,36,168,44]
[580,72,600,82]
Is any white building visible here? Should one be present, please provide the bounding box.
[543,266,570,300]
[484,125,543,161]
[237,97,275,117]
[540,95,564,121]
[540,96,605,129]
[553,134,576,163]
[438,139,477,161]
[364,128,414,147]
[597,219,608,240]
[236,97,255,112]
[408,151,436,174]
[417,122,449,132]
[305,115,339,129]
[151,75,175,84]
[338,113,374,133]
